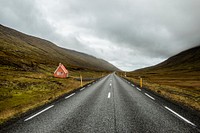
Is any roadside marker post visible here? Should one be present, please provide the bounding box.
[80,75,83,87]
[140,78,143,88]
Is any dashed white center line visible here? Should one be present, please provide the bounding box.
[110,83,112,86]
[65,93,75,99]
[80,87,85,91]
[145,93,155,100]
[131,84,135,87]
[108,92,111,98]
[136,87,141,91]
[24,105,54,121]
[164,106,196,126]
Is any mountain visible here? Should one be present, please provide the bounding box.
[132,46,200,74]
[0,24,119,72]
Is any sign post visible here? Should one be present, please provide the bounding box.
[80,75,83,87]
[140,77,143,88]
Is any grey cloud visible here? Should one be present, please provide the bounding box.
[64,0,200,55]
[0,0,55,41]
[1,0,200,70]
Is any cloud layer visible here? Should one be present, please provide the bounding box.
[1,0,200,71]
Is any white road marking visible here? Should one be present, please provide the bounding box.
[110,83,112,86]
[131,84,135,87]
[136,87,141,91]
[108,92,111,98]
[164,106,196,126]
[145,93,155,100]
[65,93,75,99]
[80,87,85,91]
[24,105,54,121]
[88,84,91,87]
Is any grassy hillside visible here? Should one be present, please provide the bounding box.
[0,24,117,124]
[0,24,119,72]
[123,46,200,111]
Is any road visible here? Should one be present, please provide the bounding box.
[1,73,199,133]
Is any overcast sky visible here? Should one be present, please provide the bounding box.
[1,0,200,71]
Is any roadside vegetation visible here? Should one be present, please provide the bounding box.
[117,68,200,112]
[118,46,200,112]
[0,65,108,124]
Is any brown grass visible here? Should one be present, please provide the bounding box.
[0,66,107,125]
[0,78,83,124]
[120,72,200,111]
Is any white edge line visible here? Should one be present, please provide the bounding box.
[24,105,54,121]
[145,93,155,100]
[80,87,85,91]
[108,92,111,98]
[136,87,141,91]
[65,93,75,99]
[164,106,196,126]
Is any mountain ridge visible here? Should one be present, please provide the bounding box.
[132,45,200,73]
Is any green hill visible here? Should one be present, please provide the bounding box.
[0,24,119,72]
[135,46,200,73]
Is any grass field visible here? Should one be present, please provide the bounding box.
[0,65,107,124]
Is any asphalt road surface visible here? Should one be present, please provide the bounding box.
[1,73,199,133]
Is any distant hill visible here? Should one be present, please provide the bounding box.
[132,45,200,74]
[0,24,119,72]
